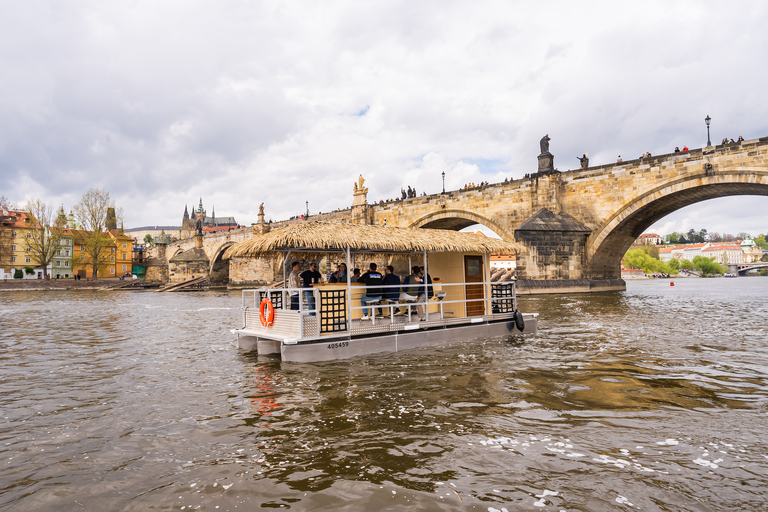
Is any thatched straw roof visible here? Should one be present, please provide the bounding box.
[223,221,523,259]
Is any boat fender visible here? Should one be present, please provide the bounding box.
[513,309,525,332]
[260,298,275,327]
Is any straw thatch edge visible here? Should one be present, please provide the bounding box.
[223,221,523,259]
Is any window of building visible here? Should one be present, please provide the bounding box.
[111,247,115,253]
[11,256,16,263]
[26,232,31,238]
[65,250,69,256]
[80,245,84,251]
[57,250,61,256]
[110,256,115,262]
[65,261,69,267]
[79,255,84,262]
[25,257,31,263]
[122,253,127,260]
[26,246,31,251]
[11,245,16,251]
[11,231,17,238]
[123,242,127,249]
[122,264,127,271]
[110,267,115,274]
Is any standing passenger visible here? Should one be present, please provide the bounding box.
[288,261,302,310]
[300,262,322,316]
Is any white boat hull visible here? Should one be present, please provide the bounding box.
[235,314,537,362]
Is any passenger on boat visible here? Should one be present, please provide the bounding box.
[328,263,347,283]
[403,266,424,318]
[417,267,434,320]
[288,261,301,310]
[359,263,384,320]
[350,268,361,282]
[300,262,322,316]
[381,265,401,316]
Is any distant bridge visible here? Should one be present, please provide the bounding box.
[164,136,768,291]
[733,262,768,276]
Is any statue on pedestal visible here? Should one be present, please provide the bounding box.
[577,153,589,169]
[540,134,551,155]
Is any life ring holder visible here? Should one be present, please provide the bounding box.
[260,297,275,327]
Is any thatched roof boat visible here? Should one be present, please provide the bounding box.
[223,220,523,258]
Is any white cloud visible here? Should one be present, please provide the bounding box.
[0,0,766,236]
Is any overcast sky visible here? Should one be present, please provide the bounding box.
[2,1,766,238]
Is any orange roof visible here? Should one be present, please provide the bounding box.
[1,210,40,229]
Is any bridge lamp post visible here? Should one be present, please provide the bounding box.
[306,201,309,218]
[441,171,445,194]
[705,115,712,146]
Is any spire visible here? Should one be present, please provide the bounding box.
[211,205,215,218]
[184,204,189,215]
[197,197,204,213]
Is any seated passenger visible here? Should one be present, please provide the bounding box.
[381,265,401,316]
[359,263,383,320]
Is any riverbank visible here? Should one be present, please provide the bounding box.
[0,279,116,291]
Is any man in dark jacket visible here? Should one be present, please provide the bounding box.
[381,265,401,317]
[359,263,383,320]
[300,262,322,316]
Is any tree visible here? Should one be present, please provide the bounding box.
[737,232,751,241]
[24,198,65,279]
[755,234,768,250]
[143,234,153,245]
[623,248,677,275]
[708,232,722,242]
[680,259,694,271]
[74,188,114,280]
[692,255,724,276]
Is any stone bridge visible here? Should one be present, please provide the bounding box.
[733,262,768,276]
[165,137,768,291]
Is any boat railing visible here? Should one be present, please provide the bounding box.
[241,280,516,339]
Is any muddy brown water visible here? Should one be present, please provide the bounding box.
[1,278,767,511]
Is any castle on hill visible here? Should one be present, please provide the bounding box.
[182,198,240,233]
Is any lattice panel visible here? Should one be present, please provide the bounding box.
[319,289,347,333]
[258,291,283,310]
[491,283,515,313]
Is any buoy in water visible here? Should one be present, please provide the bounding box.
[670,282,675,286]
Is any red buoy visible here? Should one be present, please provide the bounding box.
[670,282,675,286]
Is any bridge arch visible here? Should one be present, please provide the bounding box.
[209,241,235,284]
[586,168,768,279]
[409,209,514,239]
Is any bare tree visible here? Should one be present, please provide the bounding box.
[24,199,65,279]
[0,195,17,212]
[74,188,113,280]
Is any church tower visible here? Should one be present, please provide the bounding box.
[182,204,190,229]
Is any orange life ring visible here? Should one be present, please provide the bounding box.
[259,297,274,327]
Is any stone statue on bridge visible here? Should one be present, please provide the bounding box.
[578,153,589,169]
[539,134,551,155]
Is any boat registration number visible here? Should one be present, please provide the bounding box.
[327,342,349,349]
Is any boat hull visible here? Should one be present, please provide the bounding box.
[236,314,537,362]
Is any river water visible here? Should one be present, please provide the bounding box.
[1,278,767,511]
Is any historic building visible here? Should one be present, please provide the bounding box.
[182,198,240,233]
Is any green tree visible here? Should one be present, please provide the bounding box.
[753,234,767,250]
[143,234,153,245]
[668,258,680,272]
[624,249,677,275]
[692,255,724,276]
[680,259,694,270]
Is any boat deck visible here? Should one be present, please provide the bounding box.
[235,309,522,344]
